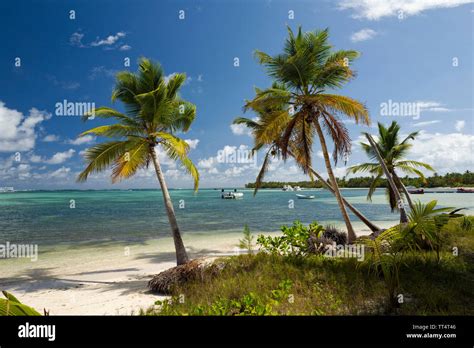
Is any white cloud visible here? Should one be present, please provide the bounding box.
[350,28,377,42]
[230,118,257,136]
[410,131,474,173]
[197,157,215,169]
[71,31,129,50]
[91,32,126,47]
[455,120,466,132]
[69,32,85,47]
[30,149,76,164]
[42,134,60,142]
[67,135,95,146]
[164,73,192,85]
[185,139,200,149]
[416,101,451,112]
[412,120,441,127]
[0,102,51,152]
[48,166,71,179]
[338,0,473,20]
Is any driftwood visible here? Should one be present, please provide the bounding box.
[147,257,224,294]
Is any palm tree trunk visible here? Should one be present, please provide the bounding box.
[309,166,381,233]
[392,171,414,211]
[286,149,380,233]
[150,146,189,265]
[313,120,357,243]
[365,135,408,223]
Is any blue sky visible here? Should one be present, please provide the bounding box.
[0,0,472,189]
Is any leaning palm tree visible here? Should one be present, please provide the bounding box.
[234,89,380,233]
[77,57,199,265]
[347,121,434,216]
[247,27,371,242]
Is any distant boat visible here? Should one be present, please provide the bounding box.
[408,188,424,194]
[221,189,244,199]
[296,194,315,199]
[457,188,474,193]
[294,185,302,191]
[282,185,294,191]
[0,187,14,193]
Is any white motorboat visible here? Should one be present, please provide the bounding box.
[221,189,244,199]
[296,193,315,199]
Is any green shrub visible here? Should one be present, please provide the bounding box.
[155,279,293,316]
[239,224,254,253]
[257,220,324,256]
[0,291,41,316]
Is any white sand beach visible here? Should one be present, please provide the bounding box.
[0,221,391,315]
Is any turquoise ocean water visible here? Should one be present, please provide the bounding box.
[0,188,472,246]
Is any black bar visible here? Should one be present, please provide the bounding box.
[0,316,472,346]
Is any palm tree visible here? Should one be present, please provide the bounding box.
[77,57,199,265]
[233,95,381,233]
[246,27,371,243]
[347,121,434,217]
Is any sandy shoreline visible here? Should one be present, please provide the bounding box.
[1,221,393,315]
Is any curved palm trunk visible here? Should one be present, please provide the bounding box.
[308,165,381,233]
[365,135,408,224]
[288,148,380,232]
[392,171,414,211]
[150,147,189,265]
[314,120,357,243]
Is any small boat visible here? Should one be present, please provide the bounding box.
[457,188,474,193]
[221,189,244,199]
[0,187,15,193]
[294,185,302,191]
[408,188,424,194]
[282,185,294,191]
[296,194,315,199]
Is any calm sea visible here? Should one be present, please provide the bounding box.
[0,188,472,246]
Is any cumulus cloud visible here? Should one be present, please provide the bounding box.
[91,32,126,46]
[230,118,257,136]
[0,102,51,152]
[67,135,95,146]
[42,134,60,142]
[351,28,377,42]
[69,31,85,47]
[338,0,473,20]
[30,149,76,165]
[70,31,129,50]
[185,139,200,149]
[455,120,466,132]
[409,131,474,173]
[119,44,132,51]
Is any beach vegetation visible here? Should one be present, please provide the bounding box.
[0,291,41,316]
[144,216,474,315]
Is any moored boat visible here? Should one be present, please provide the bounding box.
[221,189,244,199]
[408,188,424,194]
[296,194,315,199]
[457,188,474,193]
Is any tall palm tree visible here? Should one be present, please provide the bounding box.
[247,27,371,242]
[233,89,381,233]
[77,57,199,265]
[347,121,434,217]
